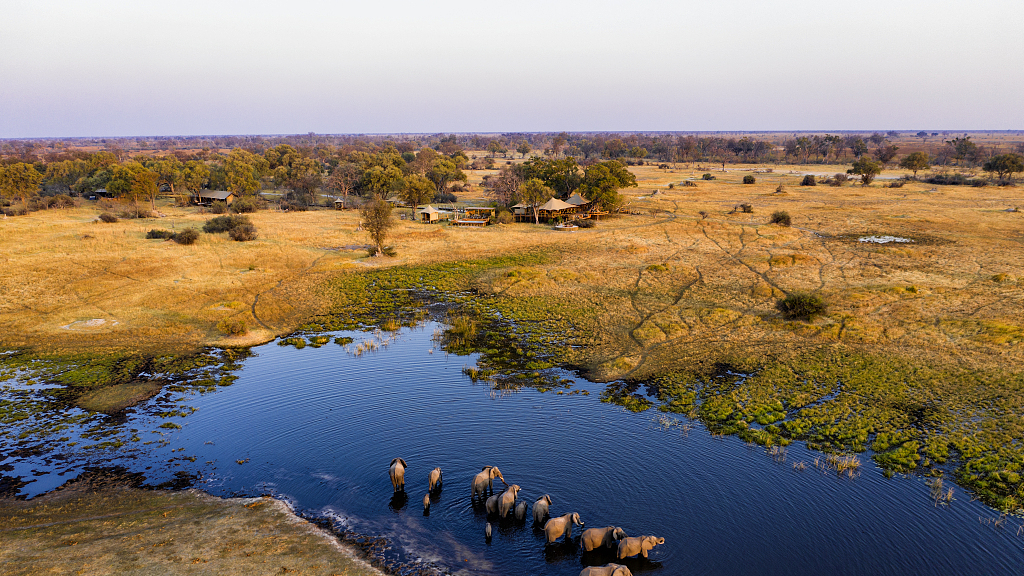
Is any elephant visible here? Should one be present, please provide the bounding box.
[581,526,627,552]
[471,466,506,499]
[485,522,492,540]
[485,493,501,515]
[532,494,552,525]
[514,501,527,521]
[422,494,430,513]
[428,467,442,492]
[389,458,407,492]
[616,536,665,560]
[498,484,520,518]
[543,512,584,544]
[579,564,633,576]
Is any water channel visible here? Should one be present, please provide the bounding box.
[2,321,1022,575]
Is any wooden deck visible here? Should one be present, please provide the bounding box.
[452,219,489,227]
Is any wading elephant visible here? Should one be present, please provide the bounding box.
[471,466,506,499]
[485,493,501,515]
[422,494,430,513]
[498,484,520,518]
[514,501,527,521]
[532,494,552,525]
[579,564,633,576]
[428,467,442,492]
[581,526,627,552]
[616,536,664,560]
[544,512,585,544]
[389,458,407,492]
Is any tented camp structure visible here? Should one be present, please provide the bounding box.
[537,197,577,222]
[416,205,444,223]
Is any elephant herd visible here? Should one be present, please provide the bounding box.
[388,458,665,575]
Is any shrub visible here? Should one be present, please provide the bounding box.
[172,228,200,245]
[203,214,251,233]
[280,201,309,211]
[743,175,756,184]
[228,223,258,241]
[494,210,514,224]
[701,173,716,180]
[777,292,827,320]
[2,206,28,217]
[886,180,905,188]
[740,204,753,213]
[232,196,259,213]
[98,212,119,223]
[682,181,698,188]
[801,175,817,186]
[146,229,175,239]
[434,192,458,203]
[830,173,849,187]
[217,317,248,336]
[209,201,228,214]
[49,194,77,209]
[775,184,786,194]
[576,218,596,228]
[769,211,791,226]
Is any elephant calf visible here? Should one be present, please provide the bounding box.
[485,493,501,515]
[616,535,665,559]
[532,494,552,525]
[389,458,407,492]
[514,501,527,521]
[580,564,633,576]
[471,466,506,499]
[544,512,585,544]
[581,526,627,552]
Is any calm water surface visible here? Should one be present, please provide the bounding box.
[3,322,1023,575]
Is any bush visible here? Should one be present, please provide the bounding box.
[576,218,596,228]
[682,181,698,188]
[667,183,675,189]
[740,203,753,213]
[280,201,309,211]
[146,229,175,239]
[830,173,849,187]
[886,180,905,188]
[801,175,817,186]
[769,211,791,226]
[172,228,200,245]
[209,201,228,214]
[775,184,786,194]
[494,210,514,224]
[701,173,716,180]
[743,175,756,184]
[2,206,27,217]
[98,212,119,223]
[777,292,827,320]
[217,317,248,336]
[232,196,259,213]
[203,214,251,233]
[49,194,77,209]
[434,192,458,203]
[228,223,258,241]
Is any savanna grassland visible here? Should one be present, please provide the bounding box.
[2,157,1024,518]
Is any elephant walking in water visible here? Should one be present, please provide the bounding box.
[616,536,665,559]
[532,494,552,525]
[428,467,442,492]
[498,485,520,518]
[389,458,407,492]
[544,512,585,544]
[471,466,506,499]
[581,526,627,552]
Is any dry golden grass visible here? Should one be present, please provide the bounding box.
[2,164,1023,383]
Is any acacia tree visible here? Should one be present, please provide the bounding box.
[849,157,882,186]
[875,144,900,166]
[517,141,531,158]
[517,178,554,224]
[361,198,395,257]
[0,162,43,209]
[577,160,637,209]
[983,153,1024,180]
[899,152,930,178]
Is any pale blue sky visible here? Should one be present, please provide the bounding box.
[1,0,1021,137]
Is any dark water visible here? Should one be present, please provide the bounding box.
[3,322,1023,575]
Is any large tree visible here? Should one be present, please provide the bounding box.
[577,160,637,209]
[849,157,882,186]
[224,149,269,196]
[327,162,360,207]
[361,198,395,257]
[360,165,404,200]
[485,165,522,207]
[425,158,466,198]
[875,144,900,166]
[517,141,531,158]
[517,178,554,224]
[899,152,930,178]
[0,162,44,208]
[181,161,211,204]
[400,174,435,207]
[983,153,1024,180]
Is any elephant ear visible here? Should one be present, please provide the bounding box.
[398,458,407,468]
[481,465,491,471]
[390,458,399,467]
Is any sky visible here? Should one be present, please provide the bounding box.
[1,0,1022,137]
